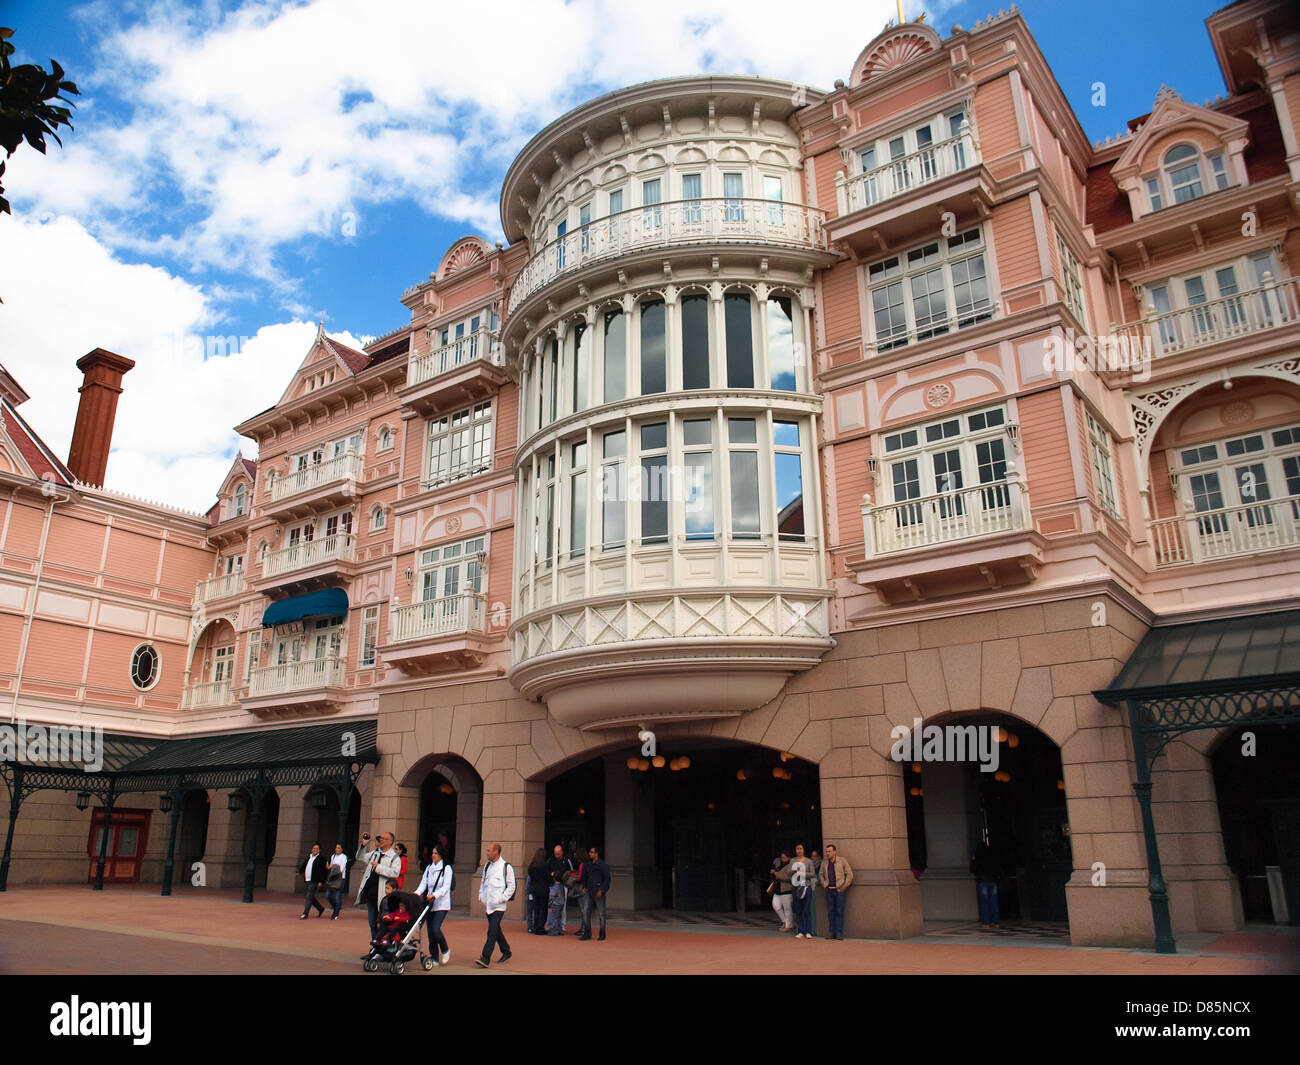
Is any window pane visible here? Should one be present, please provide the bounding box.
[641,422,667,451]
[910,267,949,339]
[767,296,796,391]
[572,322,589,411]
[725,293,754,388]
[685,452,714,540]
[773,421,800,448]
[684,419,711,446]
[730,451,761,537]
[729,418,757,444]
[602,462,625,548]
[570,471,587,558]
[604,309,626,403]
[604,429,626,459]
[681,294,710,390]
[640,300,666,395]
[641,454,668,544]
[873,280,907,348]
[775,452,804,539]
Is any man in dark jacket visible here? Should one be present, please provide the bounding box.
[578,845,611,941]
[300,843,328,918]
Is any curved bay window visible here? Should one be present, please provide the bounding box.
[522,287,814,441]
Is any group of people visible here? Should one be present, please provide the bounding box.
[324,833,613,970]
[768,843,853,939]
[522,843,612,941]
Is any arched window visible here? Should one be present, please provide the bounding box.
[1146,143,1229,210]
[233,482,246,517]
[1164,144,1203,203]
[378,426,394,451]
[371,506,387,531]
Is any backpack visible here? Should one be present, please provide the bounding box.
[484,860,515,901]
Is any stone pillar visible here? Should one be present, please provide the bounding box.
[475,767,544,917]
[452,782,482,910]
[823,724,923,940]
[198,795,247,890]
[918,759,979,920]
[1152,737,1243,934]
[603,754,659,909]
[266,787,310,895]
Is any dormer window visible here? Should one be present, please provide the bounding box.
[233,482,246,517]
[1144,143,1230,211]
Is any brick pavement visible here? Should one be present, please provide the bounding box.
[0,885,1294,975]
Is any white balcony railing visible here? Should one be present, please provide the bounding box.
[1113,275,1300,361]
[262,533,355,578]
[508,198,828,313]
[247,657,346,697]
[197,571,243,603]
[182,678,233,709]
[1147,494,1300,567]
[421,462,493,492]
[390,591,486,644]
[270,452,364,503]
[836,130,979,217]
[862,476,1030,557]
[408,328,498,387]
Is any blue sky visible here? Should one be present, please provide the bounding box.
[0,0,1232,510]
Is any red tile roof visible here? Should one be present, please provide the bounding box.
[1,397,74,485]
[1085,161,1132,235]
[321,334,371,374]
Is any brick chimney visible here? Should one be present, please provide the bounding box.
[66,348,135,487]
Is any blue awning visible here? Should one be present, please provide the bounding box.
[261,588,348,627]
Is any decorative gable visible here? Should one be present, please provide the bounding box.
[276,322,368,407]
[850,23,941,87]
[1109,88,1250,221]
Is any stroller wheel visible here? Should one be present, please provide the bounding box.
[391,962,404,975]
[421,955,435,971]
[363,958,378,972]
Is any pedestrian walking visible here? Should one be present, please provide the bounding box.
[545,870,567,934]
[300,843,327,919]
[818,843,854,940]
[355,831,401,944]
[768,851,793,932]
[545,843,575,934]
[475,842,515,968]
[415,843,454,964]
[325,844,347,919]
[970,839,1002,930]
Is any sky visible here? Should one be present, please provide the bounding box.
[0,0,1233,512]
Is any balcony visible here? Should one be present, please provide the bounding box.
[196,571,243,605]
[421,461,494,493]
[827,131,990,254]
[507,198,828,314]
[182,679,233,709]
[381,592,496,676]
[1109,276,1300,382]
[256,533,357,593]
[266,452,363,519]
[1147,495,1300,567]
[242,657,346,717]
[850,474,1046,603]
[401,328,510,415]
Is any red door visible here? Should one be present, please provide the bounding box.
[87,808,151,883]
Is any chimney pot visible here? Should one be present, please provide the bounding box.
[67,347,135,487]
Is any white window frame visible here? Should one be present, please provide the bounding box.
[1142,142,1230,211]
[1086,411,1121,518]
[1056,232,1088,328]
[879,405,1013,509]
[360,605,379,667]
[416,535,486,603]
[425,401,493,489]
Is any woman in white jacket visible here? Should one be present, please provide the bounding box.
[415,844,453,965]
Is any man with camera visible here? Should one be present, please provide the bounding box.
[354,830,402,944]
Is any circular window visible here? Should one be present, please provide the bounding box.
[130,644,161,691]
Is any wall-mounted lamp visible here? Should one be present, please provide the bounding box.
[1169,470,1179,491]
[227,792,243,813]
[159,792,173,814]
[404,568,413,582]
[76,791,91,812]
[866,456,879,480]
[1006,422,1021,451]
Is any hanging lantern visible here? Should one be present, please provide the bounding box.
[439,782,455,795]
[780,751,794,762]
[76,791,91,812]
[781,801,790,809]
[578,808,585,816]
[997,727,1008,743]
[911,762,921,773]
[626,757,640,770]
[707,802,716,810]
[678,756,690,769]
[159,792,173,814]
[1057,779,1066,790]
[652,755,666,768]
[916,788,923,796]
[736,770,747,782]
[638,758,651,771]
[910,786,921,796]
[1007,734,1020,749]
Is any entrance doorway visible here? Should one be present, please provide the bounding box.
[543,742,820,913]
[904,715,1072,926]
[1213,723,1300,923]
[86,808,152,883]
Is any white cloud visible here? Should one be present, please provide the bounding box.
[0,212,363,512]
[19,0,950,281]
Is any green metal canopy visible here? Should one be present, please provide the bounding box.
[261,588,348,627]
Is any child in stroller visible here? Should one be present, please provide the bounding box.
[362,882,435,973]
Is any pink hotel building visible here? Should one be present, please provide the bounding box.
[2,1,1299,950]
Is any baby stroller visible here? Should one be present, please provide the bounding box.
[362,890,437,974]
